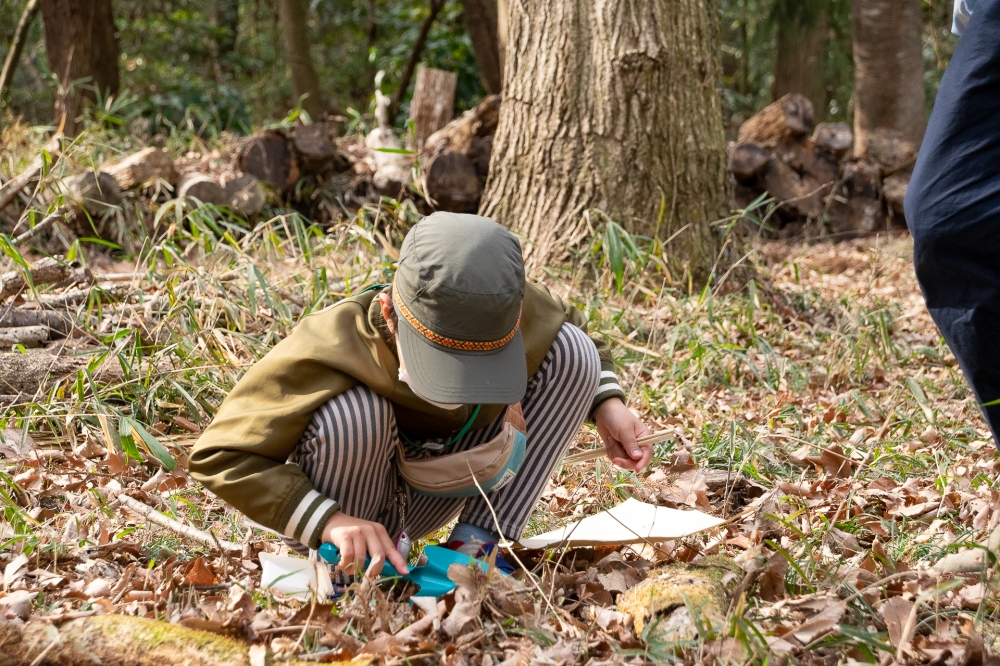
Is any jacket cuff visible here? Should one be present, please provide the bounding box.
[591,362,626,414]
[280,486,340,550]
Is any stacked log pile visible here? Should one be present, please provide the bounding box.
[729,93,914,238]
[0,74,500,250]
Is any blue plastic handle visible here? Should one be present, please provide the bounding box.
[318,542,399,577]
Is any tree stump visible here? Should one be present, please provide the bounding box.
[409,67,458,150]
[738,93,815,145]
[176,173,226,205]
[104,147,177,190]
[237,132,300,190]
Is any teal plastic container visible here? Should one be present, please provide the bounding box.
[317,543,492,598]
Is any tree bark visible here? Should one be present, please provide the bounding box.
[851,0,925,157]
[772,2,829,120]
[38,0,120,136]
[481,0,727,280]
[0,0,41,103]
[460,0,502,94]
[277,0,324,121]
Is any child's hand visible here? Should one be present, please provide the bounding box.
[321,512,410,576]
[593,399,653,472]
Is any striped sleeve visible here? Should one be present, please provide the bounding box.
[591,362,626,412]
[280,486,341,550]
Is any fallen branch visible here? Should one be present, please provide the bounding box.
[118,494,242,553]
[37,283,127,309]
[0,257,73,302]
[0,324,48,347]
[12,205,67,245]
[0,308,73,333]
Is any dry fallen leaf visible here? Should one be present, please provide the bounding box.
[183,557,218,587]
[791,600,846,644]
[879,596,913,648]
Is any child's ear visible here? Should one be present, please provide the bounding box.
[378,293,396,333]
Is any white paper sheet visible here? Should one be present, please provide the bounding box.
[518,498,725,549]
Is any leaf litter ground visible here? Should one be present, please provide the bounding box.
[2,226,1000,665]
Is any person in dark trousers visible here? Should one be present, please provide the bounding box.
[905,0,1000,445]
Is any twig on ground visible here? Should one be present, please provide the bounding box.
[118,494,242,552]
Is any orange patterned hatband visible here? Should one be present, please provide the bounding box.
[392,286,521,352]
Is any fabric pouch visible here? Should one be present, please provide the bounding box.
[395,404,527,498]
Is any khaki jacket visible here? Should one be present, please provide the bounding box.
[189,283,619,548]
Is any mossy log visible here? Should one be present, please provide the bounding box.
[0,614,346,666]
[617,555,740,643]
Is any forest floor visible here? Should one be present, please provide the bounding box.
[2,221,999,665]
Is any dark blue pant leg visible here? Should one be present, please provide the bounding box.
[905,0,1000,444]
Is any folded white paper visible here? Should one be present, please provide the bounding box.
[518,498,725,549]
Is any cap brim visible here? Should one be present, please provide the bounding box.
[397,314,527,405]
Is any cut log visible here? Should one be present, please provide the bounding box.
[883,171,910,217]
[423,94,500,159]
[773,138,839,186]
[812,122,854,159]
[826,159,884,236]
[728,142,772,181]
[104,147,177,190]
[237,132,300,190]
[0,325,48,348]
[760,156,833,219]
[176,173,226,205]
[292,123,336,173]
[61,171,122,217]
[420,151,482,213]
[0,614,331,666]
[738,93,815,145]
[223,175,266,218]
[0,257,73,302]
[0,309,73,334]
[409,67,458,150]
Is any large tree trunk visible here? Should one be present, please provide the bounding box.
[38,0,119,136]
[851,0,925,157]
[277,0,324,121]
[460,0,502,94]
[480,0,727,281]
[772,1,829,120]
